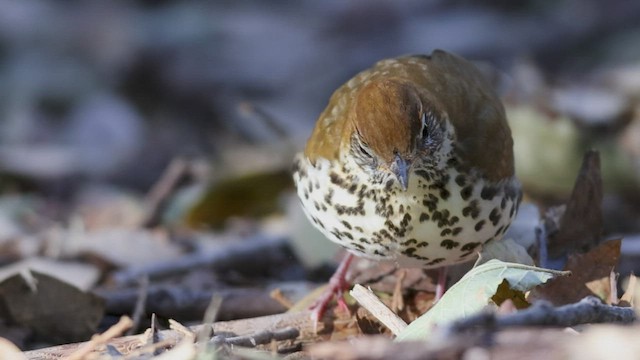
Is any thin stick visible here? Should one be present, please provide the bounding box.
[350,284,407,336]
[143,158,191,228]
[126,276,149,336]
[65,316,133,360]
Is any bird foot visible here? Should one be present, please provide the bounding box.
[309,253,355,327]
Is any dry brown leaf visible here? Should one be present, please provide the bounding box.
[531,239,621,305]
[548,150,603,257]
[0,271,104,343]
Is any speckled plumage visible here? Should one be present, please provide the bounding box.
[293,50,521,269]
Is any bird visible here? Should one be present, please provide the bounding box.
[292,50,521,322]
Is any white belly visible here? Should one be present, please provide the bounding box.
[293,155,520,269]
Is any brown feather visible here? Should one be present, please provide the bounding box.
[304,50,514,182]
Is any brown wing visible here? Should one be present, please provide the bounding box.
[397,51,514,182]
[303,68,374,163]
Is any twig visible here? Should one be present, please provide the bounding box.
[197,295,222,343]
[96,281,314,321]
[270,288,294,309]
[111,235,289,286]
[237,101,289,139]
[609,271,618,305]
[445,296,636,336]
[126,276,149,336]
[391,269,406,312]
[65,316,133,360]
[535,221,550,269]
[350,284,408,336]
[211,327,299,347]
[169,319,195,340]
[143,157,192,228]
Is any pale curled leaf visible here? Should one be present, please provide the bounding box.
[396,259,569,341]
[477,237,535,266]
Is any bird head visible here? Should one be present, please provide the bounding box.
[349,78,445,190]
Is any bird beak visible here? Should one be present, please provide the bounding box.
[392,154,410,191]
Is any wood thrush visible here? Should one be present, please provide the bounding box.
[293,50,521,321]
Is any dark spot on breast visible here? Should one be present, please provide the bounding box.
[417,241,429,248]
[403,238,417,246]
[441,228,452,236]
[428,257,445,266]
[303,190,309,199]
[420,213,429,222]
[415,169,430,180]
[422,196,438,212]
[399,204,404,214]
[385,179,394,191]
[439,188,450,200]
[455,174,466,187]
[501,197,507,209]
[484,236,494,244]
[335,200,366,216]
[451,227,463,235]
[428,179,446,191]
[330,172,343,186]
[403,247,417,256]
[460,185,473,200]
[494,226,505,237]
[358,237,370,244]
[462,200,481,219]
[440,239,460,249]
[341,220,352,230]
[324,189,333,205]
[461,242,481,251]
[509,203,517,217]
[348,184,357,194]
[355,226,364,233]
[358,238,371,244]
[489,207,501,226]
[474,220,485,231]
[481,186,498,200]
[449,216,459,225]
[401,213,411,226]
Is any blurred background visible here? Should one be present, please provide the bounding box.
[1,0,639,194]
[2,0,640,349]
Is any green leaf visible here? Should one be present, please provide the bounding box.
[396,259,569,341]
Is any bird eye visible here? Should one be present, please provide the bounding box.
[359,142,374,158]
[421,113,429,139]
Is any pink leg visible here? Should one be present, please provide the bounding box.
[310,253,354,323]
[434,267,448,301]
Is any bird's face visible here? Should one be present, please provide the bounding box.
[349,79,445,190]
